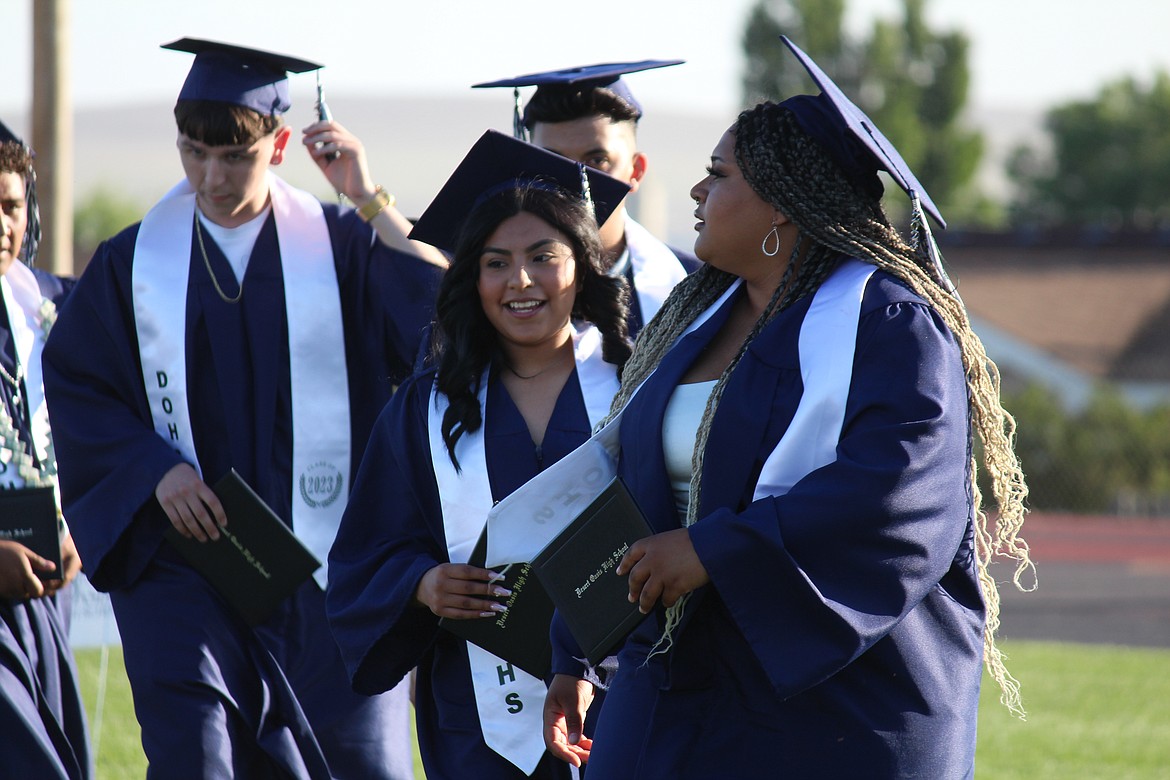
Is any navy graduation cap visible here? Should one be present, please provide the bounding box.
[409,130,631,254]
[777,35,944,230]
[162,37,323,116]
[473,60,683,139]
[777,35,954,293]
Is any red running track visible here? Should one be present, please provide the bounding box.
[1011,513,1170,566]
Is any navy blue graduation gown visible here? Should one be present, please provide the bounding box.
[327,368,595,780]
[1,268,92,780]
[0,596,92,780]
[562,270,984,779]
[42,205,440,779]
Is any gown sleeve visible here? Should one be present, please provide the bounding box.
[41,231,184,591]
[325,373,449,695]
[686,297,975,698]
[330,208,442,388]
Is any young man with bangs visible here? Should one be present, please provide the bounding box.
[42,39,439,779]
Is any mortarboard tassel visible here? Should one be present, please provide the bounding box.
[18,149,40,267]
[910,192,957,298]
[21,173,40,266]
[512,88,528,142]
[578,163,595,218]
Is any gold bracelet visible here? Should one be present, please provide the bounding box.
[357,185,395,222]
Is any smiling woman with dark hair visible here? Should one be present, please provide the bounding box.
[327,133,631,779]
[433,181,632,469]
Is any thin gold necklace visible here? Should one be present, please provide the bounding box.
[505,361,555,380]
[194,213,243,304]
[502,346,571,380]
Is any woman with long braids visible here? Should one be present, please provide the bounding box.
[326,132,632,779]
[543,38,1032,778]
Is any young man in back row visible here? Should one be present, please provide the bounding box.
[476,61,701,337]
[43,39,440,778]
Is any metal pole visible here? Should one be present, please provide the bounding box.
[31,0,73,276]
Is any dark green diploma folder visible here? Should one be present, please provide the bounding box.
[0,486,62,580]
[165,469,321,626]
[531,477,653,665]
[439,531,555,679]
[440,476,654,674]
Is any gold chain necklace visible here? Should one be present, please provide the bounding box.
[194,214,243,304]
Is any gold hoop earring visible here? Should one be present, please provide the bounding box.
[761,224,781,257]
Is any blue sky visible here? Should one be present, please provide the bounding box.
[6,0,1170,122]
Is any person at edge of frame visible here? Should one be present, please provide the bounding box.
[0,116,91,780]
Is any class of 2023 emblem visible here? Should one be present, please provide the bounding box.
[299,461,344,508]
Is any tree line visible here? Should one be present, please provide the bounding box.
[742,0,1170,230]
[997,386,1170,517]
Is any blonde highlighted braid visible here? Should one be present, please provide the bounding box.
[607,103,1034,717]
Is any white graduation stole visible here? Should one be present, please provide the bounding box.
[428,324,618,774]
[133,174,350,588]
[623,217,690,325]
[0,264,53,488]
[752,259,875,499]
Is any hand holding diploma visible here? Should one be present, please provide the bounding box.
[415,562,513,620]
[617,528,710,614]
[155,462,226,542]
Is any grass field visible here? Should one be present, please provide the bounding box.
[75,640,1170,778]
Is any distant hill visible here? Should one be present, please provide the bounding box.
[48,94,1040,249]
[71,93,730,249]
